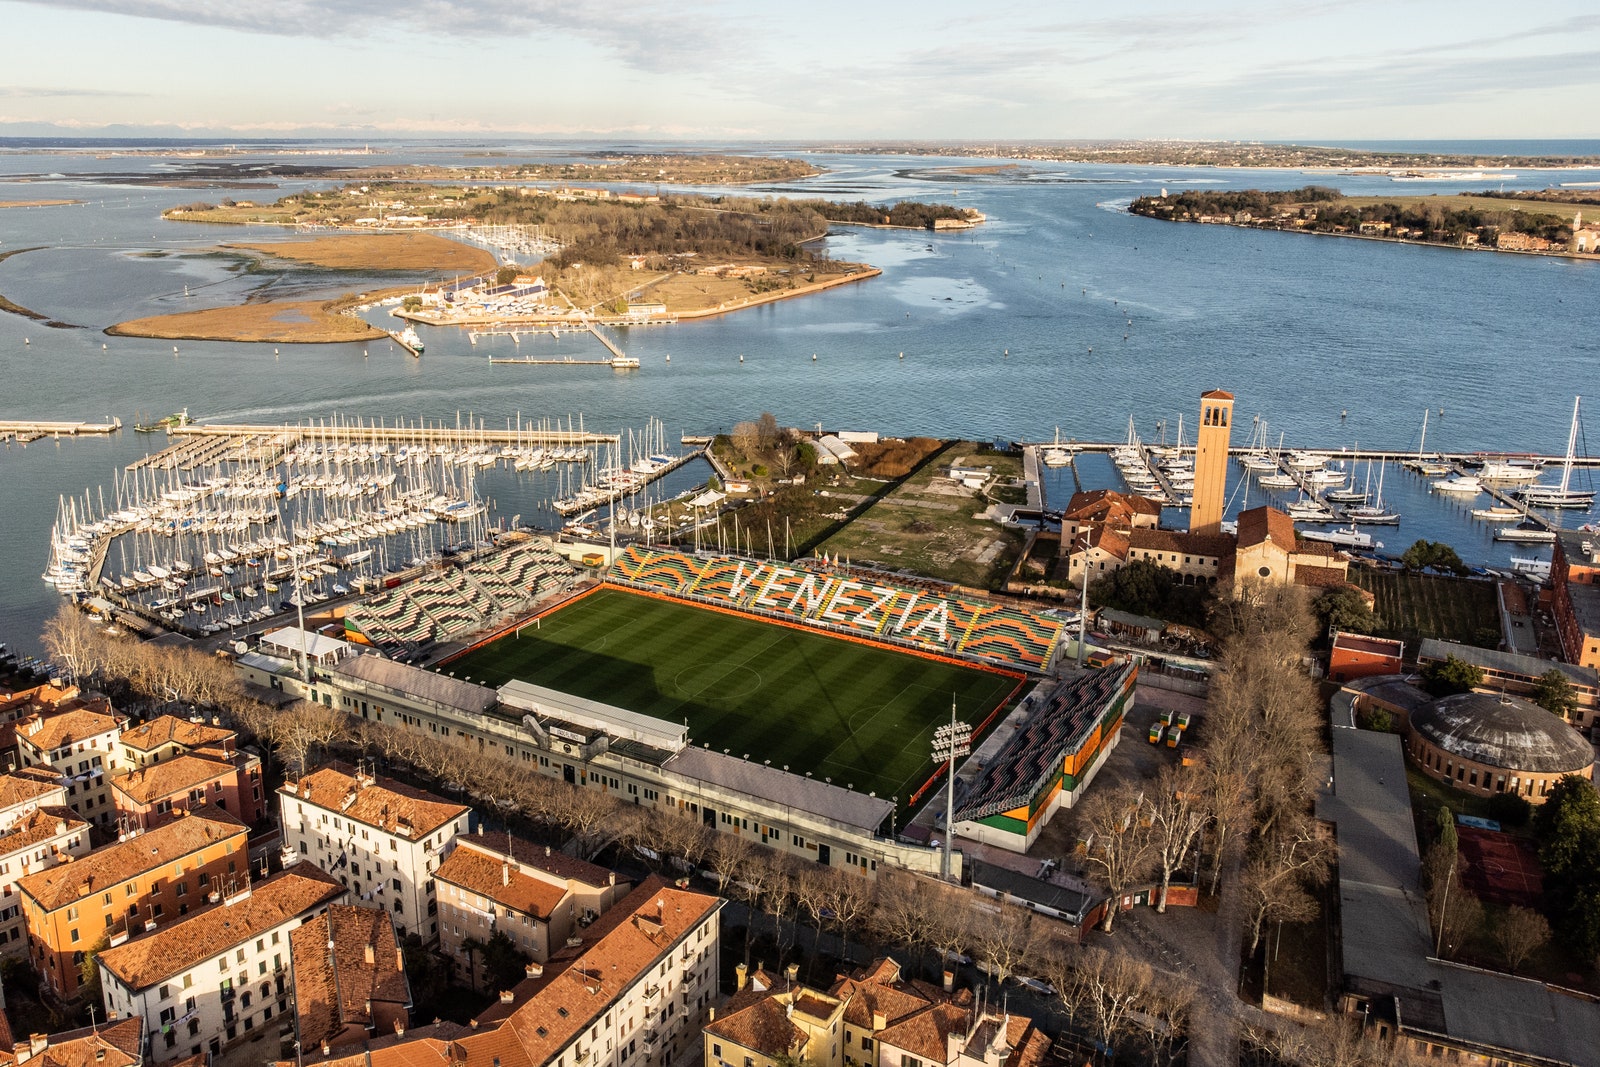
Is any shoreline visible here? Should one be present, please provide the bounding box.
[106,293,394,344]
[1132,214,1600,262]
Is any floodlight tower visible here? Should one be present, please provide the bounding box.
[932,698,973,881]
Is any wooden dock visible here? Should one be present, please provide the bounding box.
[165,418,618,448]
[488,357,629,367]
[1016,440,1600,468]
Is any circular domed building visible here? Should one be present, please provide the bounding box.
[1405,691,1594,803]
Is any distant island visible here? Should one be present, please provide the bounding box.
[159,183,980,330]
[816,140,1600,170]
[1128,186,1600,256]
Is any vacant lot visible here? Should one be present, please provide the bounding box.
[818,446,1027,590]
[444,587,1020,807]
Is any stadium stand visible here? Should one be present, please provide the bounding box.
[608,546,1063,672]
[344,541,578,655]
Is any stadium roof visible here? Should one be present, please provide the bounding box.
[331,654,499,716]
[498,679,688,753]
[665,746,893,833]
[953,664,1134,824]
[263,627,351,664]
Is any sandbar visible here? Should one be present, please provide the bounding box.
[107,298,387,344]
[0,199,80,209]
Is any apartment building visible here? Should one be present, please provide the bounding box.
[0,767,90,956]
[279,765,468,943]
[18,809,249,996]
[290,904,411,1056]
[15,703,126,827]
[96,867,345,1062]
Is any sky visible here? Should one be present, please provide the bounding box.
[1,0,1597,140]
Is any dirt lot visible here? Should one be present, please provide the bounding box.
[225,233,497,274]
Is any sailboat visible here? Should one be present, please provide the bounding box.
[1519,396,1595,509]
[1406,408,1451,476]
[1345,460,1400,524]
[1041,428,1073,467]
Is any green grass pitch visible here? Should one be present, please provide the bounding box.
[445,587,1021,807]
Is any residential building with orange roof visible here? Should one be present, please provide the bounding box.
[0,767,69,827]
[279,764,468,943]
[436,836,628,978]
[119,715,265,827]
[16,702,127,828]
[111,754,249,832]
[298,878,720,1067]
[289,903,410,1058]
[1126,528,1235,583]
[1058,489,1161,545]
[0,1017,145,1067]
[18,808,249,996]
[1061,524,1130,583]
[0,796,90,957]
[705,962,846,1067]
[97,866,345,1063]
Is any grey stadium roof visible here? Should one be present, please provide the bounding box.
[331,654,500,716]
[664,745,893,834]
[1411,691,1594,775]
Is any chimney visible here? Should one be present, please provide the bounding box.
[499,990,515,1004]
[735,963,748,991]
[502,861,510,887]
[872,1012,887,1031]
[395,1021,405,1038]
[525,963,544,979]
[365,942,376,965]
[29,1035,48,1055]
[943,970,955,993]
[785,963,799,984]
[321,1043,331,1057]
[396,946,405,972]
[708,1007,716,1022]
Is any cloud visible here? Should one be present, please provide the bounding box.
[0,85,147,98]
[14,0,745,75]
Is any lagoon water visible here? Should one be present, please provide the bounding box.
[1,142,1597,654]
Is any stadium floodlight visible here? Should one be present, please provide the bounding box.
[931,699,973,881]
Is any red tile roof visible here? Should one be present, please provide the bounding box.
[284,766,468,839]
[120,715,235,754]
[0,767,66,812]
[435,841,569,921]
[0,806,85,861]
[17,809,246,911]
[111,754,235,806]
[1127,528,1236,559]
[17,706,122,754]
[1235,506,1295,550]
[1201,388,1235,400]
[0,1018,143,1067]
[291,904,411,1051]
[98,867,344,989]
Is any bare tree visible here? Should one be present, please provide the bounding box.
[766,857,802,968]
[1147,764,1206,912]
[1240,813,1334,956]
[1073,946,1154,1052]
[267,701,351,777]
[731,421,760,459]
[41,604,110,686]
[869,870,938,974]
[554,783,622,860]
[923,882,979,975]
[757,412,780,450]
[1131,970,1193,1067]
[1422,844,1483,960]
[1076,783,1157,932]
[972,898,1039,986]
[1493,905,1550,972]
[792,863,835,978]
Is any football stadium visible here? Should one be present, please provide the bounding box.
[440,545,1065,807]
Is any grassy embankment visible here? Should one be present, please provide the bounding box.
[106,234,495,344]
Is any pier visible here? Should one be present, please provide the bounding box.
[1,418,121,444]
[553,449,705,517]
[487,356,633,367]
[1015,441,1600,468]
[167,417,618,447]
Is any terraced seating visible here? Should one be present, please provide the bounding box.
[960,608,1061,670]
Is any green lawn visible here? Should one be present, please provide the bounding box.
[445,588,1020,806]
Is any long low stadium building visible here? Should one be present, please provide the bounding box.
[239,648,954,877]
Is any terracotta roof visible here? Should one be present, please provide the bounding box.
[1062,489,1161,522]
[1235,506,1295,550]
[1127,528,1236,559]
[0,767,67,812]
[0,1018,143,1067]
[1293,539,1339,558]
[831,958,933,1030]
[705,994,807,1058]
[1294,566,1353,590]
[98,866,344,990]
[289,1024,468,1067]
[0,684,80,718]
[17,706,122,754]
[435,841,569,921]
[0,806,85,860]
[111,754,235,806]
[1084,524,1129,561]
[120,715,234,754]
[17,808,247,912]
[1201,388,1235,400]
[283,766,468,839]
[291,904,411,1051]
[877,1001,970,1061]
[474,879,719,1067]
